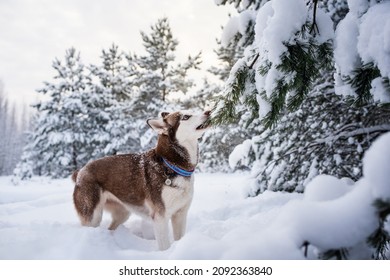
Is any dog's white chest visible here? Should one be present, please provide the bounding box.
[162,176,194,216]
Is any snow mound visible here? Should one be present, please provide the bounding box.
[358,2,390,79]
[304,174,354,202]
[228,139,252,169]
[1,133,389,259]
[363,132,390,199]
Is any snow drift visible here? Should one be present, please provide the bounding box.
[1,133,390,259]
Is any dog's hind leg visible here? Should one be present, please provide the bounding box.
[104,199,130,230]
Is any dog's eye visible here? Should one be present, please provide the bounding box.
[182,115,191,121]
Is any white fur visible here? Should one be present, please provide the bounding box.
[175,111,208,165]
[152,177,194,250]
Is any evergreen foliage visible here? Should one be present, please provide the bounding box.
[0,81,29,176]
[17,48,97,178]
[215,0,269,12]
[368,199,390,260]
[211,1,334,129]
[89,43,133,102]
[319,247,349,260]
[125,17,201,150]
[344,62,381,106]
[334,0,390,105]
[237,74,390,195]
[131,17,201,102]
[211,0,390,261]
[318,0,348,26]
[16,17,201,178]
[88,44,138,155]
[189,36,255,171]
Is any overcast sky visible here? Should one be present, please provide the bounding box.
[0,0,233,105]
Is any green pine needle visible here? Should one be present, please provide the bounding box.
[345,62,381,106]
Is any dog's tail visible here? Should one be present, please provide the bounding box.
[71,170,79,183]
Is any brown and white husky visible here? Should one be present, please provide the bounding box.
[72,110,210,250]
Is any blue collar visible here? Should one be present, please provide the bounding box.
[162,157,194,177]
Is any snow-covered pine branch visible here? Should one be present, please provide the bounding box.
[211,0,334,128]
[315,124,390,145]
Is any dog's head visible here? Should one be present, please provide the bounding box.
[147,110,211,143]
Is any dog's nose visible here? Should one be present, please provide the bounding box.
[204,110,211,116]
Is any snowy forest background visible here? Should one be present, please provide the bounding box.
[1,0,390,260]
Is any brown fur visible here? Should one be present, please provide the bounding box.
[73,150,178,223]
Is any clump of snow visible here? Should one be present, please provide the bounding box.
[302,158,318,187]
[221,16,240,46]
[221,10,256,47]
[358,2,390,79]
[334,13,360,76]
[251,0,334,118]
[334,1,390,101]
[228,139,252,169]
[348,0,369,16]
[256,94,271,118]
[304,174,354,202]
[314,8,335,44]
[370,77,390,103]
[255,0,307,65]
[237,10,256,36]
[363,132,390,199]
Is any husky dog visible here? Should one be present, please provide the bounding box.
[72,110,210,250]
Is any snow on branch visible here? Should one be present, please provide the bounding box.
[316,124,390,145]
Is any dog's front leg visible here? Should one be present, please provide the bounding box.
[171,206,189,241]
[153,214,170,250]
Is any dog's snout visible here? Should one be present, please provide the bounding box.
[204,110,211,116]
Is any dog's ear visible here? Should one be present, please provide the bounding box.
[147,119,168,135]
[161,112,169,118]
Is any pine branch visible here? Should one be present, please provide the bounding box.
[314,124,390,144]
[210,60,250,126]
[320,248,349,260]
[368,199,390,260]
[250,123,390,184]
[346,62,381,106]
[248,53,259,69]
[261,38,332,128]
[262,79,289,128]
[310,0,320,36]
[302,241,310,258]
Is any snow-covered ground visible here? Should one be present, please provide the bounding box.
[1,132,389,260]
[0,172,300,259]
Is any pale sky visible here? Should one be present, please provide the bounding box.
[0,0,233,105]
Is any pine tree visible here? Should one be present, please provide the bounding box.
[213,0,388,182]
[89,43,133,102]
[211,0,390,260]
[230,73,390,195]
[126,17,201,149]
[17,48,94,178]
[0,81,8,175]
[0,80,29,176]
[88,44,138,155]
[131,17,201,102]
